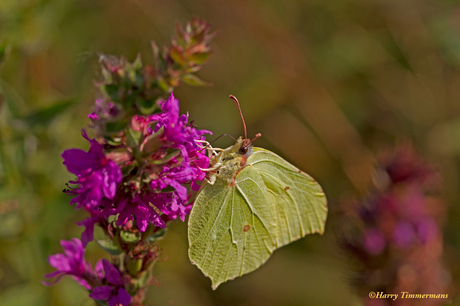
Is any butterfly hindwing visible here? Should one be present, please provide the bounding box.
[188,165,276,289]
[248,148,328,247]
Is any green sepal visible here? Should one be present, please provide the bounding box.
[126,257,143,276]
[120,231,141,244]
[96,239,123,256]
[132,271,150,290]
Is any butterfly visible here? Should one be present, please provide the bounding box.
[188,95,328,289]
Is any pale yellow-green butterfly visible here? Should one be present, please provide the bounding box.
[188,95,328,289]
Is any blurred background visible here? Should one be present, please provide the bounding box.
[1,0,460,305]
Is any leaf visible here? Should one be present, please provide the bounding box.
[136,98,156,115]
[22,100,74,127]
[188,143,327,289]
[169,46,186,66]
[150,148,180,165]
[96,239,123,255]
[126,128,142,149]
[132,53,143,70]
[182,74,211,87]
[103,84,120,102]
[189,52,211,64]
[105,120,128,134]
[143,126,164,154]
[120,231,141,243]
[147,227,167,243]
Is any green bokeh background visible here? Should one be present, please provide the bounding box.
[1,0,460,305]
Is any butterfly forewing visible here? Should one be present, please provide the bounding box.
[248,148,327,248]
[188,165,276,289]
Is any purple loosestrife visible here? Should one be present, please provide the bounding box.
[62,130,122,212]
[89,259,131,306]
[43,238,96,290]
[65,93,211,247]
[45,19,215,306]
[340,145,450,306]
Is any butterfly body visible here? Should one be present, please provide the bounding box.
[188,137,328,289]
[208,136,252,185]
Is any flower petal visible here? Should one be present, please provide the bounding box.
[102,259,122,285]
[117,288,132,306]
[89,286,112,300]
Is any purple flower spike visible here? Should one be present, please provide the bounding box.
[62,130,122,211]
[43,238,93,289]
[89,259,131,306]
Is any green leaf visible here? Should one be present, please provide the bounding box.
[120,231,141,243]
[132,53,143,70]
[143,126,164,153]
[182,74,211,87]
[126,128,142,149]
[96,239,123,255]
[150,148,180,165]
[136,98,156,115]
[23,100,74,127]
[147,227,167,243]
[156,77,170,92]
[101,66,113,83]
[104,84,120,102]
[169,46,186,66]
[105,120,128,134]
[189,52,211,64]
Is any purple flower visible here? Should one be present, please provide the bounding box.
[393,221,415,247]
[89,259,131,306]
[77,213,106,247]
[62,130,122,211]
[115,192,166,231]
[150,93,211,151]
[363,229,386,255]
[43,239,93,289]
[88,99,119,121]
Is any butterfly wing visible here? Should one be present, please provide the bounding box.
[188,165,277,289]
[247,147,328,248]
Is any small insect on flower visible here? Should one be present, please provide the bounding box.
[188,95,328,289]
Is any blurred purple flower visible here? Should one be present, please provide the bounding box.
[393,221,415,247]
[363,229,386,255]
[89,259,131,306]
[88,99,119,121]
[43,238,93,289]
[62,130,122,211]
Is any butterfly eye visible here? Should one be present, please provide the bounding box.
[239,146,248,154]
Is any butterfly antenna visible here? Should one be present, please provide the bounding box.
[209,133,237,145]
[229,95,247,140]
[250,133,262,144]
